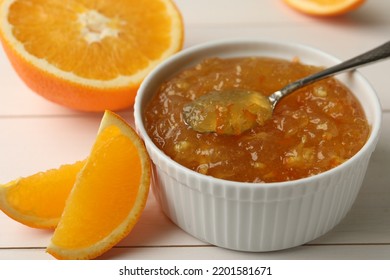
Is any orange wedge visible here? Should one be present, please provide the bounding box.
[0,0,183,111]
[47,111,151,260]
[283,0,366,16]
[0,161,85,229]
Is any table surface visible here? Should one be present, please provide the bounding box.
[1,0,389,260]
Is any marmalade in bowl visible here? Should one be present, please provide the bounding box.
[144,57,369,183]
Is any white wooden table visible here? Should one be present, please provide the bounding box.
[1,0,389,260]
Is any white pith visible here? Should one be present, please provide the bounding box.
[78,10,121,44]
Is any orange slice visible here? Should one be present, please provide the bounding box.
[0,161,85,229]
[47,111,151,260]
[283,0,366,16]
[0,0,183,111]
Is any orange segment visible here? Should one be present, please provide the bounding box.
[0,161,85,229]
[283,0,366,16]
[47,111,151,260]
[0,0,183,111]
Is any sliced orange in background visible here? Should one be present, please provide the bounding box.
[0,161,85,229]
[47,111,151,260]
[283,0,366,16]
[0,0,184,111]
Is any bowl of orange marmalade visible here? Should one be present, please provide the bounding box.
[134,39,382,252]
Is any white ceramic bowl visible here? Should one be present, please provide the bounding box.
[134,39,382,252]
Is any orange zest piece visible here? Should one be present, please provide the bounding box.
[47,111,151,260]
[283,0,366,16]
[0,0,183,111]
[0,161,86,229]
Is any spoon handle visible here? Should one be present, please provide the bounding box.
[269,41,390,107]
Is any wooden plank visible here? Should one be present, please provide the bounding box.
[175,0,390,26]
[100,244,390,260]
[0,244,389,260]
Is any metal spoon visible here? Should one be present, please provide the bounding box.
[183,40,390,135]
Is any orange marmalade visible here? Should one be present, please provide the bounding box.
[144,57,369,183]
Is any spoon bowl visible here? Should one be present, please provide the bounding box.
[182,89,271,135]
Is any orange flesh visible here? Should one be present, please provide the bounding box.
[8,0,174,80]
[144,57,370,183]
[283,0,366,16]
[51,126,141,249]
[3,161,85,223]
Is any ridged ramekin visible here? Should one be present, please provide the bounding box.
[134,39,382,252]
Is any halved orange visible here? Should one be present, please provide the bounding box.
[283,0,366,16]
[0,161,85,229]
[0,0,183,111]
[47,111,151,260]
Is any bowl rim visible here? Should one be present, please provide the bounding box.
[134,38,382,189]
